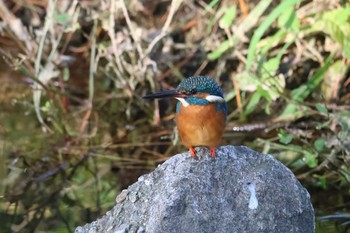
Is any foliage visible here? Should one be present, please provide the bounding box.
[0,0,350,232]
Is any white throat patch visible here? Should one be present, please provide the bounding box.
[175,97,189,107]
[205,95,225,103]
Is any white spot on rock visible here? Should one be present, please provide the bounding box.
[248,182,258,210]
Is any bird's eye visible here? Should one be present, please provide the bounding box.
[190,88,197,94]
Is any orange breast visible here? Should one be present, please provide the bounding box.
[176,103,226,148]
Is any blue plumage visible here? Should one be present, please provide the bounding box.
[175,76,227,116]
[176,76,224,98]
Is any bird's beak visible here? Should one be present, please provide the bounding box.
[143,90,187,99]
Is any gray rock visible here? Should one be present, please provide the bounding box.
[75,146,314,233]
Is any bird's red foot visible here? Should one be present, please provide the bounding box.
[210,148,216,158]
[189,147,196,157]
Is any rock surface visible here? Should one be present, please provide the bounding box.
[75,146,314,233]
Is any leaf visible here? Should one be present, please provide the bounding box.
[316,120,330,130]
[262,57,280,76]
[244,91,262,116]
[244,56,286,106]
[208,40,231,60]
[314,138,325,152]
[41,101,52,112]
[291,85,308,101]
[305,7,350,58]
[245,0,302,71]
[315,103,328,115]
[203,0,220,14]
[278,129,293,144]
[320,18,349,56]
[322,7,350,23]
[257,30,286,55]
[234,72,260,92]
[275,103,310,122]
[344,35,350,58]
[260,57,285,101]
[336,112,350,138]
[219,5,236,29]
[265,102,271,115]
[208,0,273,60]
[314,176,327,189]
[63,67,70,81]
[54,12,70,25]
[277,7,300,31]
[239,0,273,31]
[291,53,334,102]
[303,151,318,168]
[224,90,236,102]
[321,60,348,101]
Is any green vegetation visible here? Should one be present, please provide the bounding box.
[0,0,349,232]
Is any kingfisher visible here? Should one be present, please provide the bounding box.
[143,76,227,158]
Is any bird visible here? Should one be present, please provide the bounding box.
[143,76,227,158]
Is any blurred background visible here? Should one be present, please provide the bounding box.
[0,0,349,232]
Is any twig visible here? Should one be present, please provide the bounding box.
[108,0,124,78]
[119,0,144,58]
[89,19,98,102]
[144,0,183,57]
[194,60,209,76]
[33,0,56,132]
[35,0,54,77]
[0,1,32,50]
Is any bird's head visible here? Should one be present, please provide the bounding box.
[143,76,225,107]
